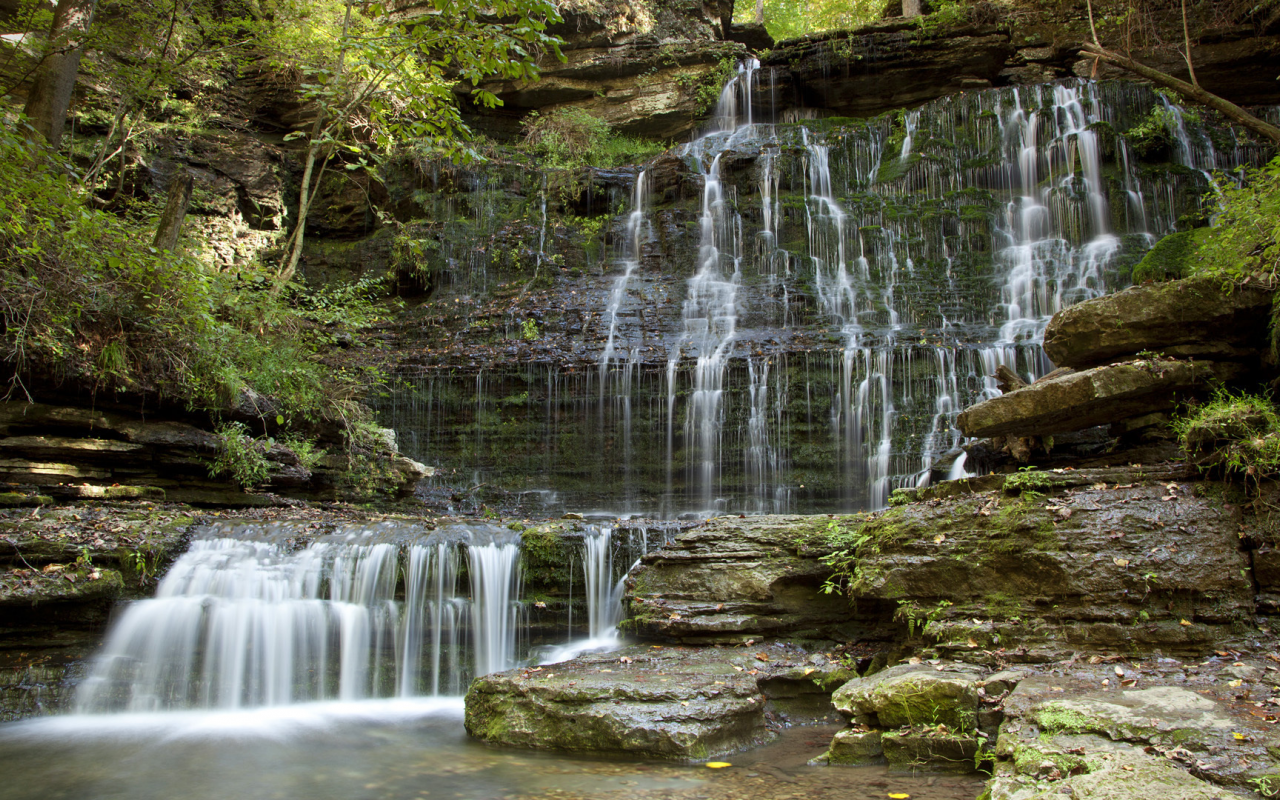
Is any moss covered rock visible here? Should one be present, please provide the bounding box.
[832,662,981,730]
[823,728,884,765]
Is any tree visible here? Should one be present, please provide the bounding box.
[269,0,563,286]
[1082,0,1280,146]
[23,0,96,148]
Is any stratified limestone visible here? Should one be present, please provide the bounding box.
[625,475,1254,660]
[624,515,863,644]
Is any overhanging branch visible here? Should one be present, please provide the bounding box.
[1081,41,1280,146]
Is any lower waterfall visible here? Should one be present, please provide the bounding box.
[73,520,665,712]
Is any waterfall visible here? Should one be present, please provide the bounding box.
[467,536,523,678]
[583,527,623,639]
[75,522,526,712]
[378,78,1272,516]
[669,147,745,511]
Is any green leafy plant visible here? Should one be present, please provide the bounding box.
[1003,467,1052,500]
[209,422,271,489]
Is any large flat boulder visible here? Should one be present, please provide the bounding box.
[1042,277,1273,370]
[464,645,771,759]
[956,358,1238,439]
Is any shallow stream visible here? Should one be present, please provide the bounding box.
[0,702,984,800]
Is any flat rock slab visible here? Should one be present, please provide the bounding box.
[956,358,1237,438]
[466,645,774,760]
[1043,276,1274,369]
[995,675,1280,796]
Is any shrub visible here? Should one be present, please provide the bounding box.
[1173,389,1280,492]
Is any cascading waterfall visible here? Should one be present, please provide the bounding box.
[75,522,528,712]
[378,76,1273,516]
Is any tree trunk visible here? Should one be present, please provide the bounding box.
[152,171,193,254]
[23,0,97,149]
[754,0,762,25]
[902,0,924,18]
[1080,42,1280,147]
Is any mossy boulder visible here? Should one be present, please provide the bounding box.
[832,663,981,730]
[1131,227,1210,284]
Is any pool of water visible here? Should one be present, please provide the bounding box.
[0,700,985,800]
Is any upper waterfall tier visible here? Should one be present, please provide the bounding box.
[379,78,1275,518]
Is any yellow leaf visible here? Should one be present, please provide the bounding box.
[1234,732,1246,740]
[1229,679,1243,688]
[888,794,912,799]
[1180,619,1192,626]
[1113,558,1129,567]
[705,762,732,769]
[803,667,816,676]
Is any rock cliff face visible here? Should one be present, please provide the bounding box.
[0,402,428,505]
[622,466,1258,661]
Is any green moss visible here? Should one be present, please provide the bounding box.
[1131,227,1210,283]
[1033,703,1096,734]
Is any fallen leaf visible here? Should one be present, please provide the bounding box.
[681,701,689,707]
[755,653,770,662]
[1180,619,1193,626]
[1113,558,1130,567]
[1115,666,1125,677]
[1229,679,1243,688]
[803,668,816,676]
[932,534,946,544]
[888,794,911,799]
[733,666,744,672]
[704,762,732,769]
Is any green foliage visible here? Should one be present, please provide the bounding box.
[1123,105,1186,159]
[1003,467,1052,499]
[676,58,737,116]
[209,422,271,489]
[521,108,664,169]
[1188,156,1280,286]
[1173,389,1280,492]
[520,319,540,341]
[731,0,884,39]
[0,121,374,432]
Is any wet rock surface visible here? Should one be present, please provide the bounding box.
[622,515,865,644]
